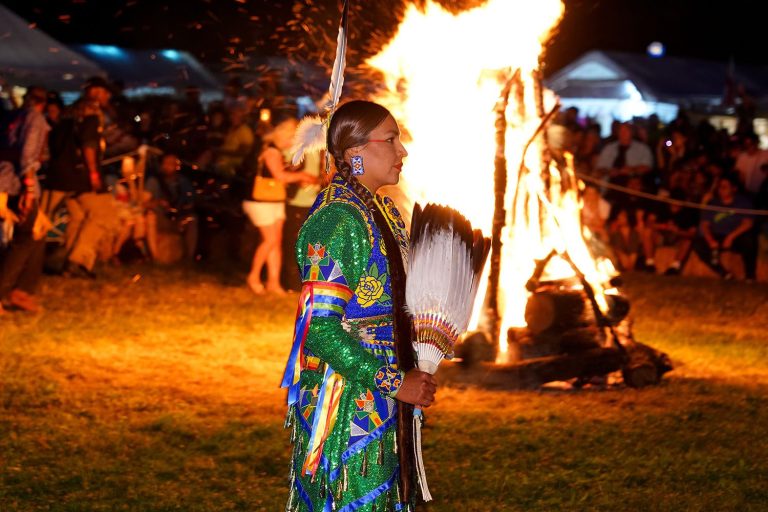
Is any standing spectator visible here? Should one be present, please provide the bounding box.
[242,118,315,295]
[42,76,118,278]
[194,106,228,169]
[595,122,653,188]
[0,86,50,313]
[733,132,768,197]
[145,153,198,263]
[574,124,602,176]
[214,105,254,178]
[692,175,756,281]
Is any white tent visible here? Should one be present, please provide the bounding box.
[546,50,768,136]
[0,5,104,92]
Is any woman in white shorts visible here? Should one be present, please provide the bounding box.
[243,118,316,294]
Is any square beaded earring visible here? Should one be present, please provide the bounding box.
[351,155,365,175]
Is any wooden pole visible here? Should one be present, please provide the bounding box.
[486,69,520,346]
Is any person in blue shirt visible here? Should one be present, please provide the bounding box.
[693,174,756,280]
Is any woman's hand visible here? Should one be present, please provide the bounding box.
[300,173,320,185]
[395,369,437,408]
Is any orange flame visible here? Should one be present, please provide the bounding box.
[369,0,616,354]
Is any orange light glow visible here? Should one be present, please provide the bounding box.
[369,0,616,355]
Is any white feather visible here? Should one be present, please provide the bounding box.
[407,204,489,505]
[291,115,326,166]
[326,0,348,113]
[406,217,484,370]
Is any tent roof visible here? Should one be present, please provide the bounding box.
[75,45,221,93]
[547,50,768,104]
[0,5,104,90]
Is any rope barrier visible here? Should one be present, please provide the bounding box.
[576,172,768,216]
[100,145,163,166]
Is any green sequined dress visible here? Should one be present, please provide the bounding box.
[282,175,412,512]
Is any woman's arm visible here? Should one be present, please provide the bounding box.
[297,203,387,388]
[294,201,437,407]
[263,147,315,185]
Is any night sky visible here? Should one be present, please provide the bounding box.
[2,0,766,76]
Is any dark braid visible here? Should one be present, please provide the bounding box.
[328,101,417,503]
[330,161,416,374]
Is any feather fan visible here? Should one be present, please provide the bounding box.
[405,202,491,501]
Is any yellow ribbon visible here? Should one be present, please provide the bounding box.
[302,366,345,476]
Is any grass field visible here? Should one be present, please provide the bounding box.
[1,266,767,511]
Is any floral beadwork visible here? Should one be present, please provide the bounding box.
[374,365,403,396]
[355,262,392,308]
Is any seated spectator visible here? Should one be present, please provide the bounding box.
[145,153,198,263]
[734,132,768,197]
[609,209,642,272]
[609,176,657,271]
[692,175,757,281]
[574,124,602,176]
[656,129,691,181]
[595,122,653,189]
[700,160,725,205]
[662,161,693,198]
[688,168,712,205]
[581,184,611,242]
[651,189,699,275]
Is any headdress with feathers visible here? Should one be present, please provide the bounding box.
[291,0,349,170]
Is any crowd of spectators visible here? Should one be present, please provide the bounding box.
[1,79,767,315]
[0,76,322,314]
[556,106,768,282]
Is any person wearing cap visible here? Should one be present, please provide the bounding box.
[41,76,118,278]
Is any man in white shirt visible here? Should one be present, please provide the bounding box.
[595,122,654,185]
[734,132,768,197]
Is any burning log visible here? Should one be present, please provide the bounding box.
[499,245,670,388]
[622,341,673,388]
[509,326,603,359]
[524,287,596,334]
[605,293,631,325]
[455,331,498,366]
[440,348,625,391]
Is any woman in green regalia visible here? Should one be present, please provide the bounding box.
[281,100,437,511]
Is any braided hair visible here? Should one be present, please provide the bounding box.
[327,100,417,502]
